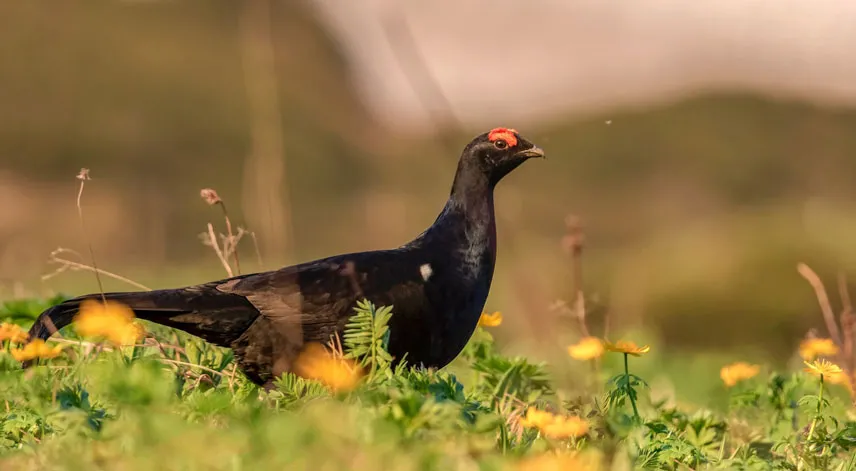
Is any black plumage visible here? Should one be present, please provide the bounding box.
[25,128,544,387]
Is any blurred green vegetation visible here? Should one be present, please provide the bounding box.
[2,299,855,470]
[2,1,856,361]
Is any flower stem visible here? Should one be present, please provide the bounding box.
[799,374,825,471]
[624,353,640,419]
[806,374,824,444]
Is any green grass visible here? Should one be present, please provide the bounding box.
[1,297,855,471]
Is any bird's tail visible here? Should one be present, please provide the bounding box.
[24,287,258,368]
[23,292,145,368]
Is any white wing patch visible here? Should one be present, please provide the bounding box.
[419,263,433,281]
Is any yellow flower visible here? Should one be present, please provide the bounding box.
[478,311,503,327]
[518,408,588,439]
[518,452,601,471]
[74,300,145,346]
[825,370,855,394]
[803,359,844,378]
[798,338,839,360]
[720,362,760,387]
[541,415,589,439]
[825,370,853,390]
[0,323,28,344]
[603,340,650,356]
[567,336,604,360]
[10,339,63,362]
[294,343,362,392]
[518,408,557,429]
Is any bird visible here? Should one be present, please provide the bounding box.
[25,128,545,388]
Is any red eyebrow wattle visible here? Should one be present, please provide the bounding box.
[488,128,518,147]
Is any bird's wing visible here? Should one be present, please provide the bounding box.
[215,248,434,343]
[212,249,436,384]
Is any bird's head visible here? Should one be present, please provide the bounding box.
[459,127,545,186]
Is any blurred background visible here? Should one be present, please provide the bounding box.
[2,0,856,373]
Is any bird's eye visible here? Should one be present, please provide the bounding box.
[493,139,507,149]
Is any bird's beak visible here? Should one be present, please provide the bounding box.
[515,146,545,159]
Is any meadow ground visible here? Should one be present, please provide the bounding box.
[1,295,855,471]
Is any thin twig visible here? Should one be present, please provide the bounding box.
[75,169,106,303]
[574,290,590,338]
[159,358,227,378]
[42,251,151,291]
[219,228,248,265]
[200,188,244,275]
[208,223,234,277]
[249,231,263,268]
[838,271,852,314]
[49,336,184,355]
[217,201,241,274]
[839,272,855,361]
[563,215,590,337]
[327,331,345,360]
[797,263,843,347]
[143,334,182,375]
[227,362,238,393]
[50,335,228,382]
[837,271,856,401]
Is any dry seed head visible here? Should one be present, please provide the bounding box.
[200,188,222,205]
[76,168,91,181]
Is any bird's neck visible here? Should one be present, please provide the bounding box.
[419,166,497,276]
[448,165,494,220]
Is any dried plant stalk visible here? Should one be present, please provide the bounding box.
[798,263,855,403]
[75,169,106,303]
[201,188,242,274]
[797,263,843,346]
[563,215,590,338]
[43,248,151,291]
[207,223,234,277]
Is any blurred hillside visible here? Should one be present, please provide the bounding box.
[1,1,856,361]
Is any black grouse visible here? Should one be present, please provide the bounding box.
[25,128,545,387]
